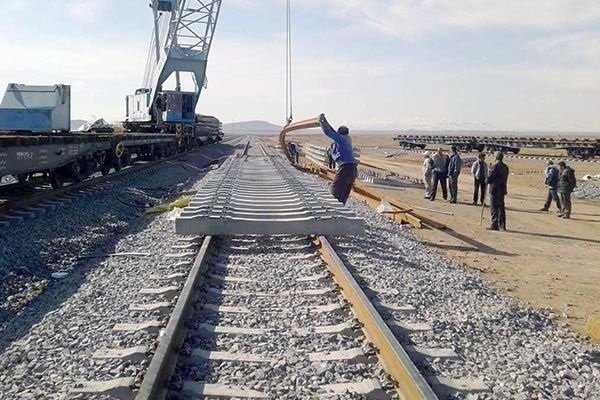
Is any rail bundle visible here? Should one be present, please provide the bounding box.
[394,134,600,159]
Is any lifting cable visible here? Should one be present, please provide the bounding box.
[285,0,294,125]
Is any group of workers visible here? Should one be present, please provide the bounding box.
[315,115,577,228]
[421,147,578,227]
[540,160,577,219]
[422,148,509,230]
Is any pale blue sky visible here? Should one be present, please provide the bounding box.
[1,0,599,131]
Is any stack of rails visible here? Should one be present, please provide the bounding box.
[394,134,600,158]
[194,115,223,140]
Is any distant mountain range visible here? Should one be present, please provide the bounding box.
[222,120,282,134]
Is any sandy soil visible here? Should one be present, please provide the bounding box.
[267,133,600,341]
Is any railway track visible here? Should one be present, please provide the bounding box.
[0,136,246,224]
[373,147,600,164]
[74,233,448,400]
[69,140,492,400]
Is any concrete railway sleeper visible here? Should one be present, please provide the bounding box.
[73,231,490,400]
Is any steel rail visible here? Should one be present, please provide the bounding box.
[242,139,251,156]
[135,234,438,400]
[136,236,214,400]
[279,117,320,163]
[391,147,600,164]
[315,236,439,400]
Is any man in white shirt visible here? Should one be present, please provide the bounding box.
[471,152,489,205]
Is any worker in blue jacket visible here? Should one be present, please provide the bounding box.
[318,114,358,204]
[540,160,561,212]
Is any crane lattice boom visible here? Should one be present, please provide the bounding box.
[126,0,222,131]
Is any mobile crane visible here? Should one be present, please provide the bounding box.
[124,0,222,138]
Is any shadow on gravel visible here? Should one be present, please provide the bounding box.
[0,142,243,352]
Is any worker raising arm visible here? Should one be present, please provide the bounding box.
[319,113,358,204]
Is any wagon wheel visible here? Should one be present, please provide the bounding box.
[68,161,82,182]
[100,163,111,176]
[16,173,30,184]
[49,170,64,189]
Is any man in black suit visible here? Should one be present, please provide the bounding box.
[486,151,509,231]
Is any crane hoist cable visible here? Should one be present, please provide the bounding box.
[285,0,294,126]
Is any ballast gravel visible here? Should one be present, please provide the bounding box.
[0,145,598,400]
[333,197,599,400]
[0,142,241,399]
[172,236,392,399]
[574,181,600,200]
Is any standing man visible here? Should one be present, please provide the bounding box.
[447,146,462,203]
[540,160,561,212]
[471,152,488,205]
[557,161,576,219]
[288,142,299,164]
[486,151,509,231]
[326,144,335,169]
[430,148,449,201]
[318,114,358,204]
[422,152,434,199]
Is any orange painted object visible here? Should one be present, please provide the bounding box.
[279,117,320,163]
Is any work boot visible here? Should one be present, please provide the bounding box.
[562,215,570,219]
[539,207,549,211]
[486,226,499,231]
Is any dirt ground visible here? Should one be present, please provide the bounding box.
[266,133,600,341]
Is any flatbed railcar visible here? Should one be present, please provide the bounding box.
[394,134,599,159]
[0,130,221,190]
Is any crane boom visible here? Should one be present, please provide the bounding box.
[125,0,222,132]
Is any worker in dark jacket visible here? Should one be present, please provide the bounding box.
[447,146,462,203]
[287,142,299,164]
[540,160,561,212]
[486,151,509,231]
[557,161,576,219]
[319,114,357,204]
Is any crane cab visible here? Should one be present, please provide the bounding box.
[155,0,174,12]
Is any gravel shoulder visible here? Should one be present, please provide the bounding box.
[0,143,241,399]
[278,133,600,340]
[336,197,599,400]
[0,141,598,400]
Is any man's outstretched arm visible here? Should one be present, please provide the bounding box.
[319,113,339,140]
